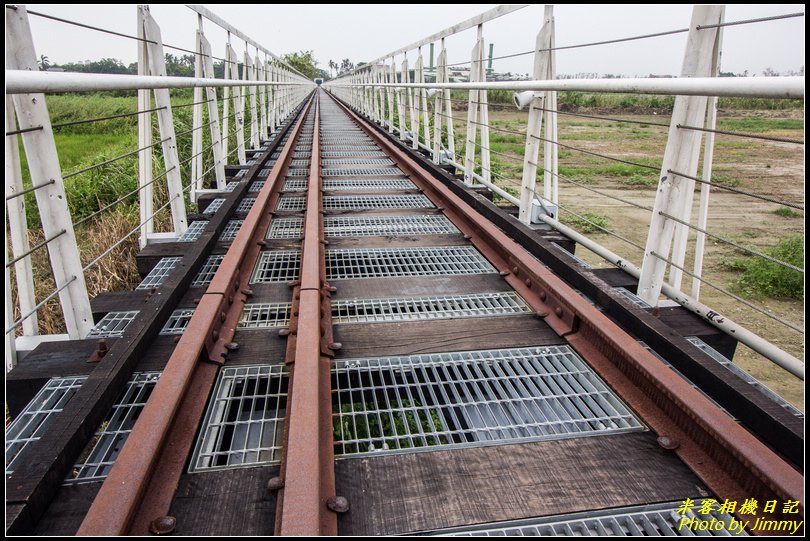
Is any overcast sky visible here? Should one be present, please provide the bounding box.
[23,4,805,77]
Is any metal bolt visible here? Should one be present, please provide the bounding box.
[149,516,177,535]
[554,307,563,317]
[326,496,350,513]
[539,291,547,301]
[220,311,227,322]
[525,278,532,288]
[327,286,337,293]
[241,288,254,297]
[499,271,510,277]
[329,342,342,351]
[278,328,291,337]
[267,477,284,491]
[657,436,680,450]
[173,336,181,344]
[512,266,519,275]
[463,234,472,240]
[212,329,219,340]
[225,342,239,351]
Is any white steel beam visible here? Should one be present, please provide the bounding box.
[199,31,226,189]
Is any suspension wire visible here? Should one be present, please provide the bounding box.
[677,123,803,145]
[62,137,170,179]
[696,12,804,30]
[649,251,804,333]
[557,203,646,251]
[658,210,804,273]
[5,275,78,335]
[73,166,178,227]
[530,133,661,171]
[540,167,655,212]
[668,169,803,210]
[6,126,44,136]
[6,229,66,268]
[174,119,217,139]
[52,105,168,129]
[5,179,56,201]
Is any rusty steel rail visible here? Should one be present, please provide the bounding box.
[77,94,316,536]
[275,93,339,535]
[329,94,804,533]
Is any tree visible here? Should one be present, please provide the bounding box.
[282,50,318,79]
[328,59,337,78]
[762,67,779,77]
[38,54,50,71]
[339,58,354,75]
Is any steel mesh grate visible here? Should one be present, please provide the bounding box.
[267,217,304,239]
[323,194,433,210]
[326,246,494,279]
[323,167,403,177]
[322,158,393,166]
[289,159,310,167]
[178,221,208,242]
[258,167,272,177]
[6,376,87,475]
[234,170,248,180]
[136,257,181,290]
[88,311,139,338]
[237,302,292,329]
[324,178,416,191]
[283,179,307,191]
[67,372,161,483]
[438,500,746,536]
[323,145,379,152]
[189,365,288,472]
[159,309,195,335]
[614,287,652,309]
[236,197,256,213]
[325,215,458,237]
[250,250,301,283]
[223,180,240,192]
[202,198,226,215]
[322,151,387,158]
[287,168,309,177]
[219,219,244,242]
[248,180,265,193]
[192,255,225,287]
[277,196,306,211]
[332,292,530,324]
[332,346,644,458]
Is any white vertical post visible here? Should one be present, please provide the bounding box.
[518,6,554,224]
[6,5,94,339]
[5,98,38,336]
[638,6,724,306]
[199,30,226,189]
[191,19,204,201]
[137,8,153,248]
[542,10,558,205]
[478,36,491,185]
[463,26,483,185]
[387,59,395,133]
[397,56,408,140]
[416,49,431,151]
[141,6,188,235]
[221,34,231,162]
[227,43,246,164]
[259,54,268,140]
[245,50,258,149]
[406,57,418,149]
[691,94,718,300]
[5,243,17,372]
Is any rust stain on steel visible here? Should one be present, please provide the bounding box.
[276,94,338,536]
[78,96,316,536]
[331,96,803,520]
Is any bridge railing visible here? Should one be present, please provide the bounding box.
[5,4,314,369]
[324,5,805,381]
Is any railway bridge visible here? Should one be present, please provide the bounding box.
[4,4,804,536]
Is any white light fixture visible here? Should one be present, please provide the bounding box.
[513,90,539,110]
[426,88,439,98]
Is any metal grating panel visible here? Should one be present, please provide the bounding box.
[223,180,240,192]
[289,159,310,167]
[258,167,272,177]
[323,178,416,191]
[322,151,386,158]
[234,169,247,179]
[283,179,307,191]
[267,217,304,239]
[332,346,644,458]
[202,198,226,215]
[323,145,379,152]
[6,376,87,475]
[177,220,208,242]
[236,197,256,213]
[439,500,746,536]
[159,309,195,335]
[192,255,225,287]
[322,158,393,166]
[323,167,403,177]
[189,365,288,472]
[277,196,306,211]
[685,337,804,418]
[136,257,181,290]
[88,311,139,338]
[287,168,309,177]
[326,246,494,279]
[219,219,244,242]
[325,215,458,237]
[332,292,530,324]
[614,287,652,309]
[67,372,161,483]
[323,194,433,210]
[250,250,301,283]
[248,180,265,193]
[238,302,292,329]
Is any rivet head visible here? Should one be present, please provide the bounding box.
[554,307,563,317]
[657,436,680,450]
[326,495,350,513]
[267,477,284,491]
[279,328,291,337]
[525,278,532,287]
[512,266,519,275]
[220,311,227,322]
[539,291,547,301]
[149,516,177,535]
[329,342,342,351]
[499,271,510,277]
[225,342,239,351]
